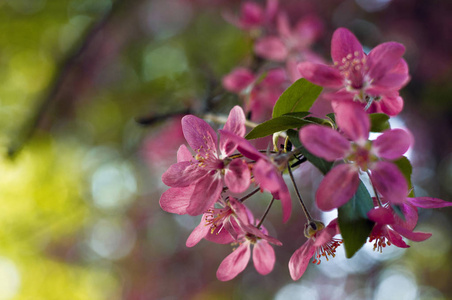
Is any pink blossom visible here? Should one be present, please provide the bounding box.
[298,27,410,116]
[299,102,412,211]
[186,197,252,247]
[223,0,278,31]
[216,211,282,281]
[367,206,431,251]
[254,13,324,63]
[289,219,342,280]
[367,195,452,251]
[223,67,289,122]
[161,106,251,216]
[219,130,293,222]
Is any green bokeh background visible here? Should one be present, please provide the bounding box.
[0,0,451,299]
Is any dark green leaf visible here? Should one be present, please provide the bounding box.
[245,116,313,140]
[326,113,336,125]
[281,112,311,119]
[338,180,375,258]
[272,78,323,118]
[369,113,390,132]
[393,156,415,197]
[287,129,302,148]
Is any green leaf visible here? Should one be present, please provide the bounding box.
[281,112,311,119]
[286,130,334,175]
[272,78,323,118]
[338,180,375,258]
[369,113,390,132]
[393,156,415,197]
[245,115,313,140]
[286,129,302,148]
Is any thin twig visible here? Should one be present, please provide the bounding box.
[288,164,313,222]
[256,197,275,229]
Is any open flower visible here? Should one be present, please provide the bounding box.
[289,219,342,280]
[299,101,412,211]
[216,212,282,281]
[161,106,250,216]
[186,197,252,247]
[367,206,432,251]
[298,27,409,116]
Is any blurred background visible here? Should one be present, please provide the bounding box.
[0,0,451,299]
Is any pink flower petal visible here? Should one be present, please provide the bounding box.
[159,186,194,214]
[253,159,283,193]
[186,173,223,216]
[367,207,396,225]
[392,225,432,242]
[331,28,364,66]
[220,106,247,156]
[225,159,251,193]
[216,243,251,281]
[253,240,275,275]
[219,130,266,161]
[394,203,418,231]
[299,124,350,161]
[162,161,203,187]
[373,128,413,160]
[313,219,339,246]
[370,161,408,204]
[222,68,255,93]
[288,239,316,280]
[186,214,211,247]
[254,36,288,61]
[297,62,343,88]
[406,197,452,208]
[371,58,410,90]
[205,224,236,244]
[177,144,193,162]
[366,42,405,82]
[386,227,409,248]
[378,95,404,116]
[239,2,265,28]
[182,115,218,157]
[332,101,370,142]
[316,164,360,211]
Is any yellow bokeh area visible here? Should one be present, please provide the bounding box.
[0,136,118,299]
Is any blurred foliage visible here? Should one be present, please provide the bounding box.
[0,0,451,299]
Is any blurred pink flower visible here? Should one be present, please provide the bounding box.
[223,0,278,31]
[254,13,324,62]
[299,102,412,210]
[298,27,410,116]
[223,67,289,122]
[289,219,342,280]
[141,117,185,168]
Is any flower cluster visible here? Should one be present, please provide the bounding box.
[158,0,451,282]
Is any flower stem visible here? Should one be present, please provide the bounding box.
[239,187,261,203]
[287,164,313,222]
[256,197,275,229]
[367,170,383,207]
